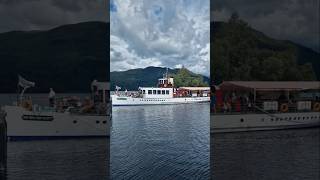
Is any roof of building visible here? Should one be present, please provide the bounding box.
[179,87,210,91]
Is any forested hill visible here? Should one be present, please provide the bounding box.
[0,21,109,93]
[211,15,319,84]
[110,67,209,91]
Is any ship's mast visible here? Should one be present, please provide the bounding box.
[166,67,168,79]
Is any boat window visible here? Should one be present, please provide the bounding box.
[166,90,169,94]
[94,90,103,103]
[157,90,161,94]
[143,90,146,94]
[105,90,110,103]
[162,90,165,94]
[148,90,152,94]
[153,90,156,94]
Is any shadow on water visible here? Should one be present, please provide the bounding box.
[211,127,320,180]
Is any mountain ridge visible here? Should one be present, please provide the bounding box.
[110,66,209,91]
[0,21,109,93]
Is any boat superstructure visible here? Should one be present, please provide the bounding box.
[2,76,111,140]
[112,71,210,106]
[210,81,320,133]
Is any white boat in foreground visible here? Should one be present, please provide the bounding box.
[112,72,210,106]
[1,77,111,140]
[211,81,320,133]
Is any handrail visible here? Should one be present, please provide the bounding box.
[211,100,320,114]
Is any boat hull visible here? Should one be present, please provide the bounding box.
[112,95,210,106]
[211,112,320,133]
[4,106,110,139]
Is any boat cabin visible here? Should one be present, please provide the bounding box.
[175,87,210,97]
[212,81,320,113]
[139,87,173,99]
[91,80,110,104]
[158,77,174,88]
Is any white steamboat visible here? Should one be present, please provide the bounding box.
[112,73,210,106]
[1,76,111,140]
[210,81,320,133]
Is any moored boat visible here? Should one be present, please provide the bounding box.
[2,76,111,140]
[112,71,210,106]
[210,81,320,133]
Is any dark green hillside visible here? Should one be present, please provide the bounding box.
[211,14,319,84]
[110,66,209,91]
[0,22,109,93]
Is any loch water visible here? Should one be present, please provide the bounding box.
[211,127,320,180]
[110,103,210,179]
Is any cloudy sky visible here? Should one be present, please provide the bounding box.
[110,0,210,76]
[211,0,319,52]
[0,0,108,33]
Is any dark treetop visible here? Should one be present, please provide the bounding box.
[211,14,319,84]
[111,66,209,91]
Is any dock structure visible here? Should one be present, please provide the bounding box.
[0,108,7,170]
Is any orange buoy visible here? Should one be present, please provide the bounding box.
[313,102,320,112]
[280,103,288,113]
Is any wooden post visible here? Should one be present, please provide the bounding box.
[0,109,7,170]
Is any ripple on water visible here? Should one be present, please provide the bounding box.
[110,103,210,179]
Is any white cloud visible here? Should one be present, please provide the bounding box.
[110,0,210,76]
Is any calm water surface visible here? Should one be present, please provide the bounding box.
[1,139,109,180]
[211,127,320,180]
[110,103,210,179]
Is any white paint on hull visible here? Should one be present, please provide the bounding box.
[210,112,320,133]
[112,95,210,106]
[4,106,110,137]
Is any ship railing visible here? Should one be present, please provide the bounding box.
[7,94,112,116]
[211,100,320,115]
